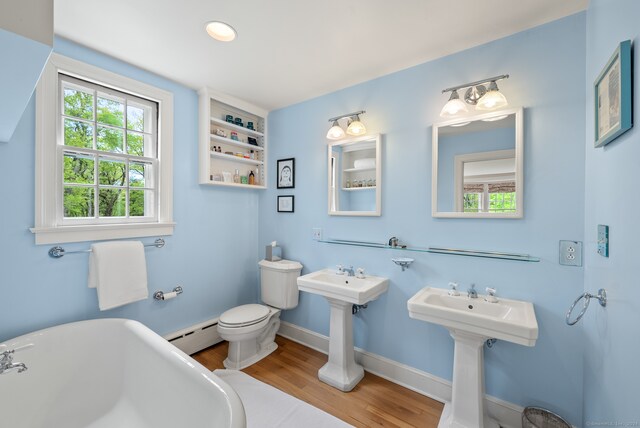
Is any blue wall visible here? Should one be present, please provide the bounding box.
[0,38,260,342]
[583,1,640,424]
[260,14,586,424]
[0,28,51,142]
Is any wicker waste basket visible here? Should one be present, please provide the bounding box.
[522,407,571,428]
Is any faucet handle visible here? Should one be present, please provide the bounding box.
[356,268,365,279]
[485,287,498,303]
[448,282,460,296]
[336,264,345,275]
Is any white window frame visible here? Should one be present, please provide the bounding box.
[31,53,174,245]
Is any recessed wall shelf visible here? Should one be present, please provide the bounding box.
[318,239,540,262]
[199,87,268,189]
[209,116,265,138]
[341,187,376,191]
[210,151,264,166]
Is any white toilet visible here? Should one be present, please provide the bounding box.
[217,259,303,370]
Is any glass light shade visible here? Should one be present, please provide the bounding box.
[205,21,237,42]
[476,81,508,111]
[440,90,468,117]
[326,121,346,140]
[346,116,366,136]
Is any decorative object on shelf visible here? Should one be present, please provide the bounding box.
[225,114,234,123]
[277,195,294,213]
[214,128,227,137]
[277,157,295,189]
[247,121,254,130]
[440,74,509,117]
[247,137,258,146]
[230,131,239,141]
[326,110,367,139]
[234,117,243,127]
[594,40,632,148]
[241,175,248,184]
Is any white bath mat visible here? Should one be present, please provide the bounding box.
[214,369,353,428]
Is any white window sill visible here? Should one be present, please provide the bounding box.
[30,222,175,245]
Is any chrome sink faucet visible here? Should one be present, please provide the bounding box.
[0,350,28,375]
[467,284,478,299]
[344,266,355,277]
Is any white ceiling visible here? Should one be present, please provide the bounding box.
[54,0,587,111]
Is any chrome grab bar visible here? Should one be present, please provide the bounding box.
[566,288,607,326]
[49,238,165,258]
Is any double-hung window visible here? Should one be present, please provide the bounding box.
[32,54,174,244]
[61,75,157,222]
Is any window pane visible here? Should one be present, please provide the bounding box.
[127,104,146,132]
[130,161,152,188]
[463,193,481,213]
[97,95,124,127]
[64,119,94,148]
[99,158,126,186]
[127,131,144,156]
[97,126,124,153]
[64,153,95,184]
[64,187,95,218]
[64,88,93,120]
[130,189,153,217]
[99,188,126,217]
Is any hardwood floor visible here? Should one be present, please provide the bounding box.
[192,335,443,427]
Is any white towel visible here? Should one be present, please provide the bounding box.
[88,241,149,311]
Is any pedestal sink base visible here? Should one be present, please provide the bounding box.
[318,298,364,392]
[438,403,499,428]
[318,361,364,392]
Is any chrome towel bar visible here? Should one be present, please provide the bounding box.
[48,238,165,259]
[566,288,607,326]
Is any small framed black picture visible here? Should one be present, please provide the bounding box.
[277,158,295,189]
[277,195,294,213]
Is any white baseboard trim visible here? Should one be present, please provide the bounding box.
[164,317,223,356]
[278,321,524,428]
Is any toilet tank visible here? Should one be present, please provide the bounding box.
[258,259,303,309]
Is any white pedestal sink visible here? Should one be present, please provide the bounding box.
[297,269,389,391]
[408,287,538,428]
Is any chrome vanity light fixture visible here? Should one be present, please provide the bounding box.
[440,90,468,117]
[326,110,366,139]
[326,120,346,139]
[440,74,509,117]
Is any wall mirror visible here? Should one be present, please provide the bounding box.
[432,107,523,218]
[328,134,381,216]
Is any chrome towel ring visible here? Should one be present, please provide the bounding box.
[566,288,607,326]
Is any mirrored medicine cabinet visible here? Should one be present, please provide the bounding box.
[432,107,523,218]
[328,134,381,216]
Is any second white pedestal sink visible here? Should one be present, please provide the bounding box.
[408,287,538,428]
[298,269,389,391]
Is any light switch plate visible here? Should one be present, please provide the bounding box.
[559,240,582,267]
[597,224,609,257]
[312,228,322,241]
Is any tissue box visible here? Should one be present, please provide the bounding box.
[265,245,282,261]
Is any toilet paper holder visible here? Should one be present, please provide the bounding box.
[154,286,183,301]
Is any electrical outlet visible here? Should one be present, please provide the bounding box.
[312,228,322,241]
[559,240,582,266]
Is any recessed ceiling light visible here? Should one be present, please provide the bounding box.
[205,21,237,42]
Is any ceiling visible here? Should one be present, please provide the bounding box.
[54,0,588,111]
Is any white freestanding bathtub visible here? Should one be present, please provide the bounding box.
[0,319,246,428]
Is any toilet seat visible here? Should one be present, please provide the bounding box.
[219,304,270,328]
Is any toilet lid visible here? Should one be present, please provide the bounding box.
[219,304,270,327]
